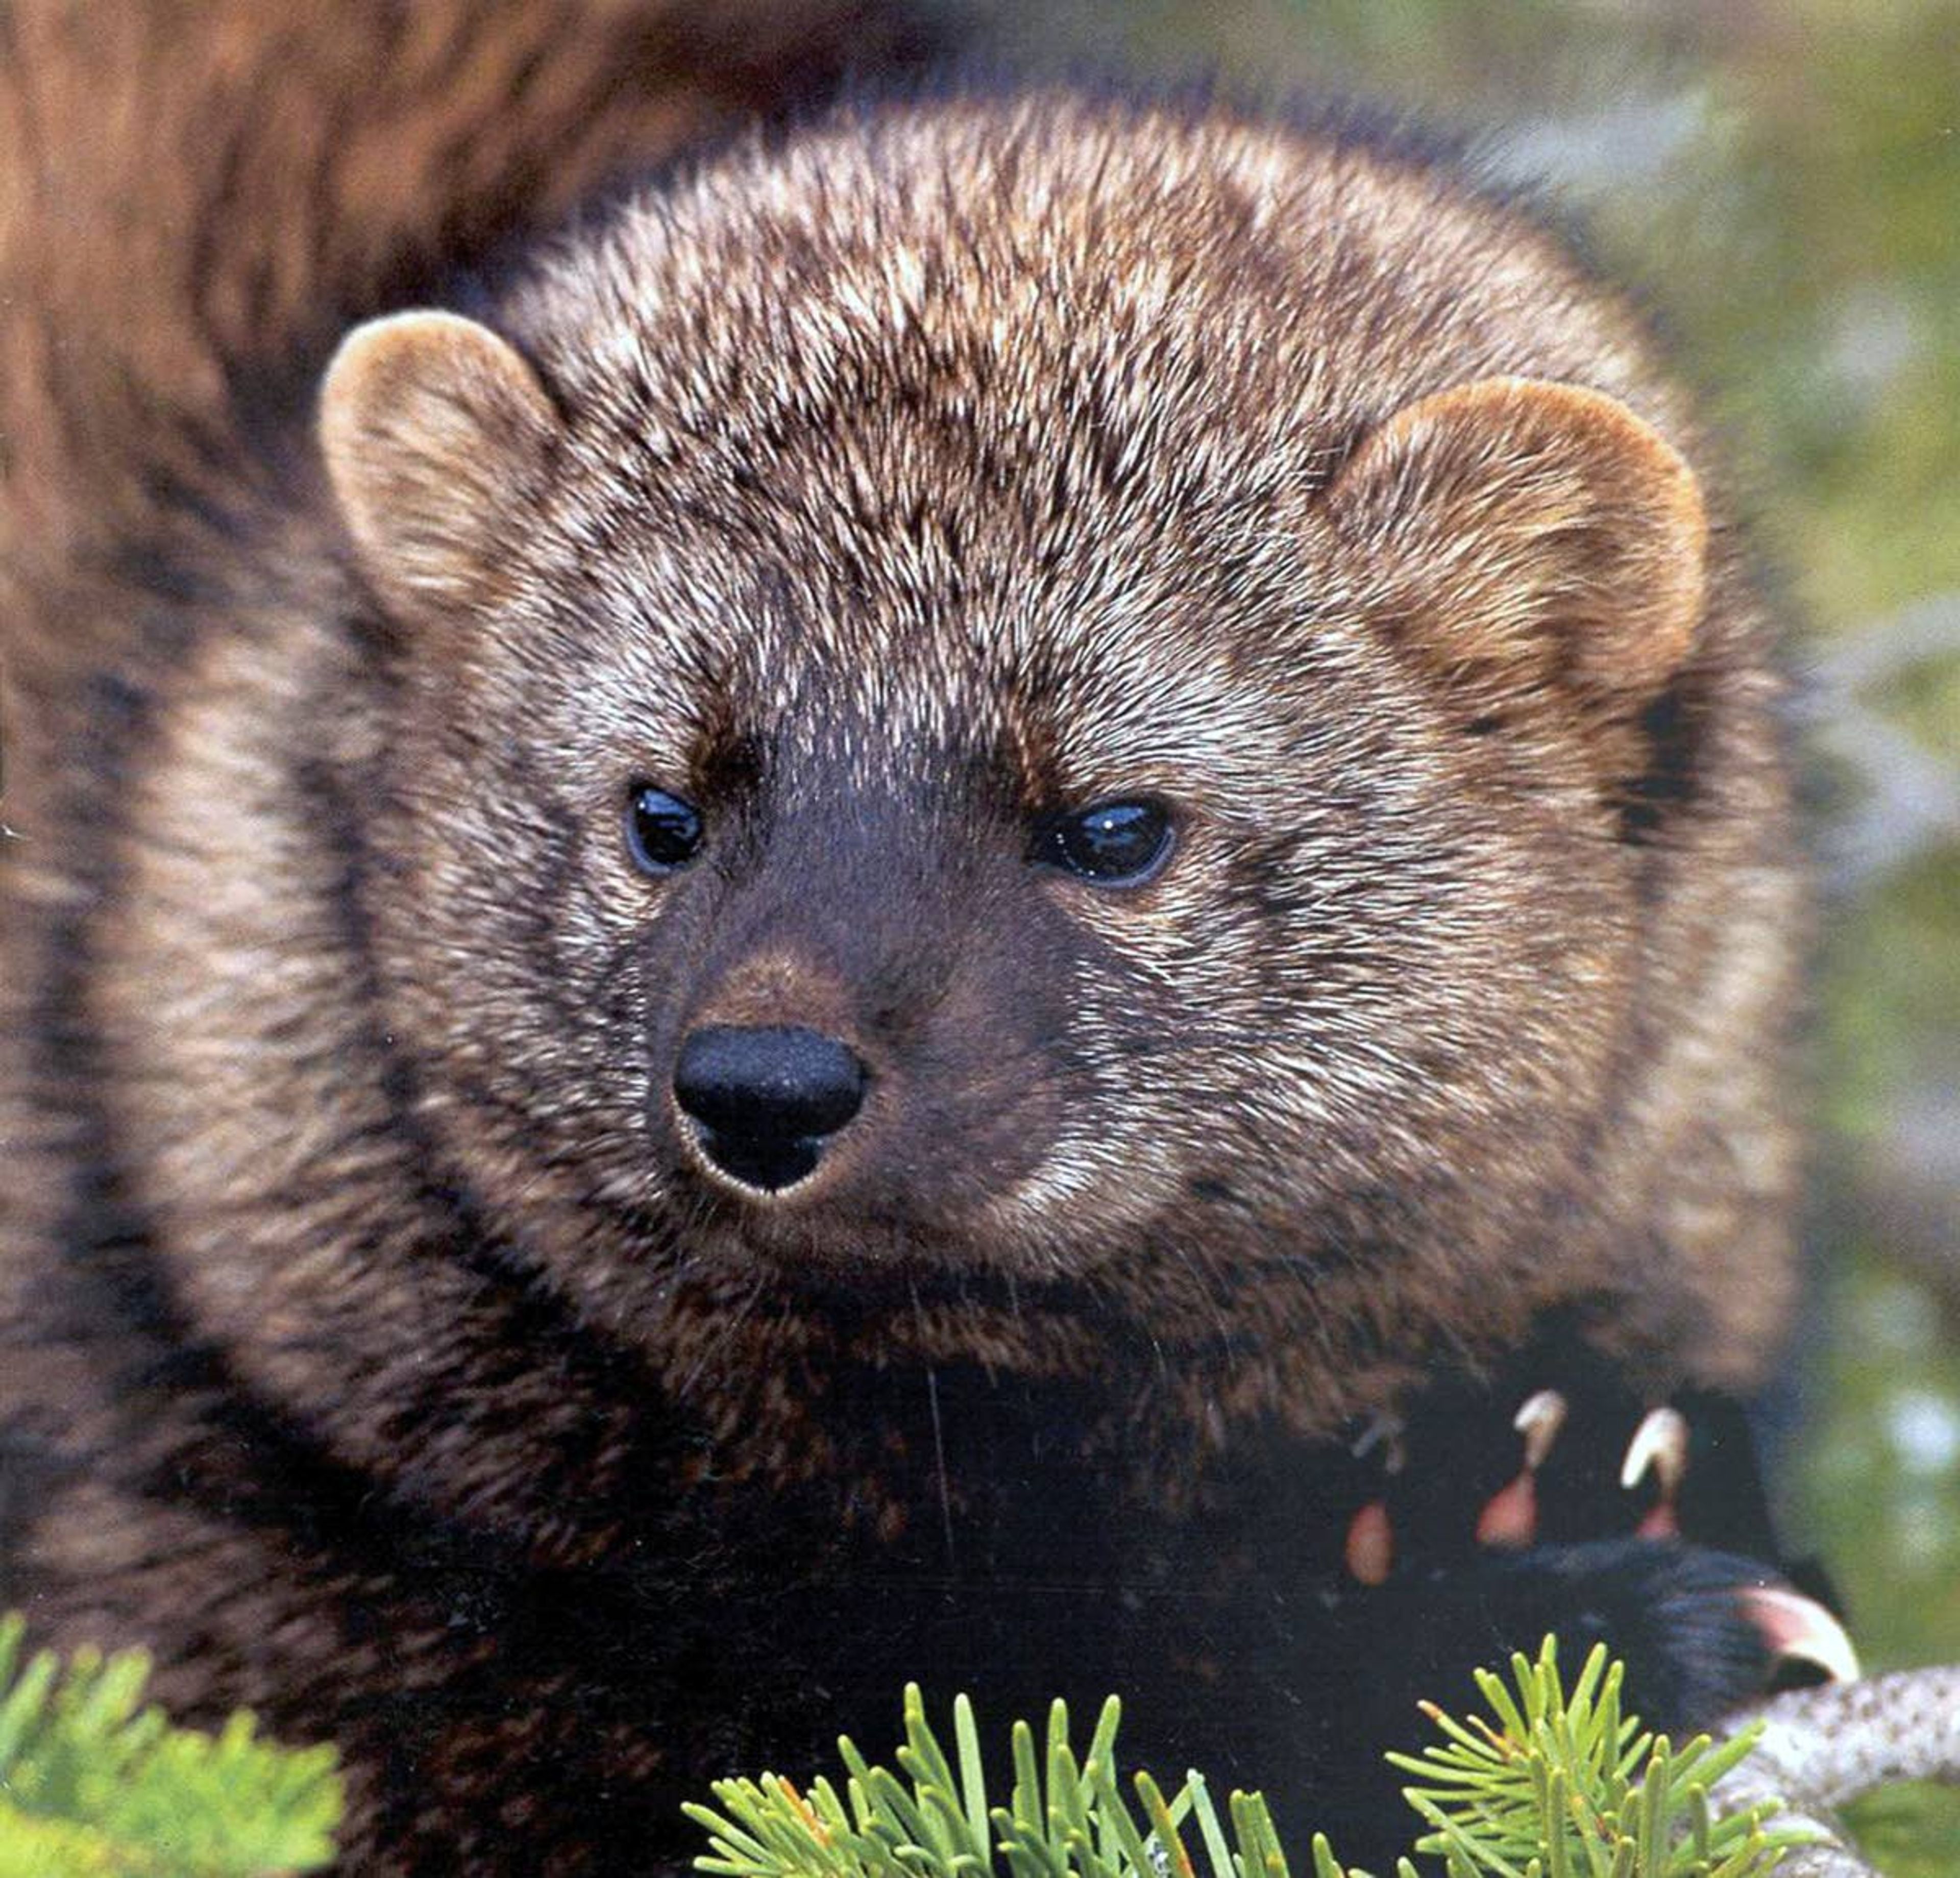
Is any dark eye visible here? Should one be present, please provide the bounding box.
[624,784,704,875]
[1033,798,1175,886]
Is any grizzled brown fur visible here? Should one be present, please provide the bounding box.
[2,2,1803,1871]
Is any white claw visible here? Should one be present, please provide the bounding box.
[1350,1412,1407,1475]
[1620,1405,1690,1494]
[1742,1587,1864,1684]
[1513,1389,1569,1472]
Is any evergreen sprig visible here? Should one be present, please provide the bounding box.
[0,1613,342,1877]
[1387,1642,1808,1878]
[685,1642,1808,1878]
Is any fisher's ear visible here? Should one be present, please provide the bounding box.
[1323,377,1707,726]
[319,311,558,619]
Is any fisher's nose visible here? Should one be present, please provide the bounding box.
[671,1023,868,1194]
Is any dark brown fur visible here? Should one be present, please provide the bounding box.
[2,5,1802,1871]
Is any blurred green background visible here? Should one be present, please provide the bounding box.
[1001,2,1960,1865]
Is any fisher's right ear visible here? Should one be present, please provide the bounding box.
[319,310,559,620]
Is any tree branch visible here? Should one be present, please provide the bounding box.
[1717,1667,1960,1876]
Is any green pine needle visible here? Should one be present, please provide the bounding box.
[0,1613,341,1877]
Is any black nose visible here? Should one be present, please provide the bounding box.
[672,1024,868,1192]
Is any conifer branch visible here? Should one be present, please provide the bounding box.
[685,1641,1810,1878]
[9,1604,1953,1878]
[1712,1667,1960,1878]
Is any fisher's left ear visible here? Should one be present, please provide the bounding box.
[1323,376,1707,725]
[318,310,559,622]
